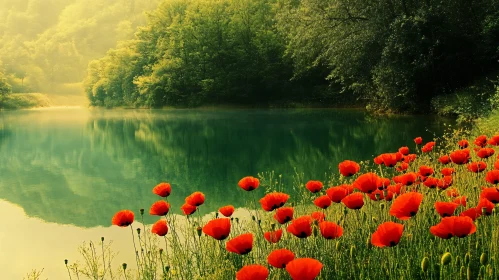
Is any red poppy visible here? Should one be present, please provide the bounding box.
[456,140,468,149]
[460,207,481,221]
[311,211,325,223]
[467,161,487,173]
[150,201,170,216]
[238,176,260,191]
[112,210,134,227]
[287,216,313,238]
[151,220,168,236]
[474,135,488,147]
[421,141,436,153]
[338,160,360,177]
[202,218,231,240]
[377,177,391,190]
[423,177,439,188]
[152,182,171,197]
[371,222,404,247]
[404,154,417,163]
[305,181,323,193]
[477,148,495,159]
[185,192,205,207]
[480,187,499,203]
[453,196,467,207]
[418,165,434,177]
[264,229,283,243]
[274,207,294,224]
[326,186,349,203]
[441,167,456,176]
[226,233,253,255]
[477,198,494,215]
[260,192,290,211]
[446,188,460,197]
[486,170,499,184]
[437,176,453,190]
[313,195,331,209]
[378,153,400,167]
[430,216,476,239]
[236,265,269,280]
[438,155,451,164]
[398,146,409,155]
[494,160,499,170]
[396,162,409,172]
[434,202,459,217]
[414,137,423,145]
[353,173,379,193]
[374,156,383,165]
[342,193,364,210]
[389,192,423,220]
[268,249,295,268]
[488,135,499,146]
[398,172,418,186]
[181,203,197,215]
[219,205,235,217]
[286,258,323,280]
[319,221,343,240]
[450,149,470,165]
[387,183,404,195]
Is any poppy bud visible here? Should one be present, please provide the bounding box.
[159,248,163,255]
[196,226,202,237]
[335,241,341,251]
[349,245,355,259]
[421,257,429,272]
[101,237,104,242]
[216,212,219,218]
[230,217,234,222]
[482,207,488,215]
[441,252,452,266]
[343,208,349,216]
[165,265,170,272]
[140,208,144,216]
[379,203,386,210]
[464,252,471,264]
[291,202,295,207]
[252,215,256,221]
[455,256,460,266]
[137,228,141,235]
[122,263,127,270]
[271,223,276,230]
[64,259,68,265]
[235,217,239,223]
[479,266,485,277]
[258,219,262,226]
[480,252,488,265]
[445,247,450,252]
[460,266,465,278]
[313,226,318,237]
[467,266,471,280]
[375,193,381,200]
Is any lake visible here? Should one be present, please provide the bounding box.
[0,108,452,278]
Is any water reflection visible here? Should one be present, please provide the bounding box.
[0,109,452,228]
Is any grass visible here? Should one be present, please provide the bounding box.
[1,93,51,109]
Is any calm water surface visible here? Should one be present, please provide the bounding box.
[0,108,452,278]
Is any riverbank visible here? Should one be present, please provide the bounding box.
[0,92,88,110]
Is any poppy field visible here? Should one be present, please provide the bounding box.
[65,131,499,280]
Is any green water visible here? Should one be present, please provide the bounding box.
[0,108,452,228]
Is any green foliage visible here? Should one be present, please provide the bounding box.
[1,93,50,109]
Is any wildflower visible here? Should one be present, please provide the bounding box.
[236,265,268,280]
[453,196,467,207]
[398,146,409,155]
[476,148,495,159]
[274,207,294,224]
[152,182,171,197]
[180,203,197,215]
[387,184,404,195]
[268,249,295,268]
[338,160,360,177]
[326,186,349,203]
[480,187,499,203]
[396,162,409,172]
[389,192,423,220]
[238,176,260,191]
[419,166,434,177]
[494,159,499,170]
[112,210,134,227]
[371,222,404,247]
[460,207,481,221]
[264,229,283,243]
[286,258,323,280]
[397,172,418,186]
[341,193,364,210]
[287,216,313,238]
[435,202,459,217]
[486,170,499,184]
[150,201,170,216]
[305,181,323,193]
[378,153,401,167]
[377,177,391,190]
[219,205,235,217]
[404,154,417,163]
[488,135,499,146]
[151,220,168,236]
[414,137,423,145]
[467,161,487,173]
[430,216,476,239]
[226,233,253,255]
[185,192,205,207]
[423,177,439,189]
[477,198,494,215]
[319,221,343,240]
[450,149,470,165]
[313,195,332,209]
[439,155,451,164]
[202,218,231,240]
[260,192,290,211]
[353,173,379,193]
[437,176,453,189]
[421,142,436,153]
[458,139,469,149]
[441,167,455,176]
[311,211,325,223]
[446,188,460,197]
[474,135,488,147]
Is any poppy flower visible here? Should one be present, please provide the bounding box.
[450,149,470,165]
[274,207,294,224]
[286,258,323,280]
[311,211,325,223]
[396,162,409,172]
[219,205,235,217]
[387,184,404,195]
[353,173,379,193]
[185,192,205,207]
[430,216,476,239]
[398,172,418,186]
[371,222,404,247]
[369,189,386,201]
[477,198,494,215]
[112,210,134,227]
[338,160,360,177]
[374,155,383,165]
[398,146,409,155]
[437,176,453,189]
[268,249,295,268]
[181,203,197,215]
[414,137,423,145]
[238,176,260,191]
[236,265,269,280]
[260,192,290,211]
[389,192,423,220]
[378,153,400,167]
[150,201,170,216]
[342,193,364,210]
[481,187,499,203]
[477,148,495,159]
[488,135,499,146]
[423,177,439,188]
[467,161,487,173]
[326,186,349,203]
[319,221,343,239]
[313,196,332,209]
[421,142,436,153]
[152,182,171,197]
[439,155,451,164]
[419,166,434,177]
[453,196,467,207]
[226,233,253,255]
[434,202,459,217]
[264,229,283,243]
[287,216,313,238]
[202,218,231,240]
[494,160,499,170]
[460,208,481,221]
[441,167,456,176]
[404,154,417,163]
[474,135,488,147]
[446,188,460,197]
[305,181,323,193]
[486,170,499,184]
[151,220,168,236]
[377,177,391,190]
